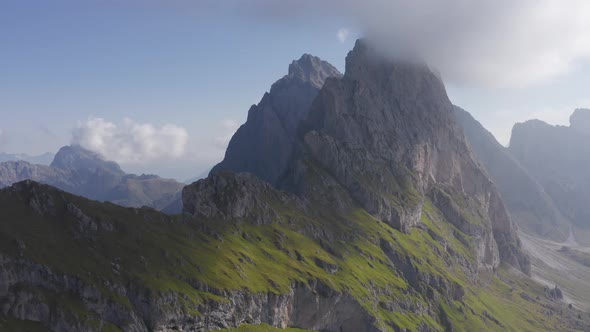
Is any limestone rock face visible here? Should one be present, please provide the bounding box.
[509,110,590,232]
[210,54,342,186]
[454,107,570,241]
[288,40,528,272]
[183,172,304,225]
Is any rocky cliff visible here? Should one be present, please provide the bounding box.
[0,145,184,210]
[509,109,590,240]
[211,54,341,186]
[282,40,527,272]
[454,107,570,241]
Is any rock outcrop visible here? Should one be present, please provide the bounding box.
[183,172,305,225]
[454,107,570,241]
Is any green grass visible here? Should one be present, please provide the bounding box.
[0,317,51,332]
[0,181,586,331]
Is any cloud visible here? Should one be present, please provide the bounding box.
[212,119,240,150]
[72,117,188,164]
[247,0,590,88]
[337,28,349,43]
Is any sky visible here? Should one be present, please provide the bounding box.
[1,1,590,181]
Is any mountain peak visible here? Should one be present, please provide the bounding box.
[570,108,590,133]
[50,145,123,175]
[211,54,341,186]
[287,53,342,88]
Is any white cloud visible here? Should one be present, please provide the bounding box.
[213,119,240,150]
[337,28,349,43]
[72,117,188,164]
[249,0,590,88]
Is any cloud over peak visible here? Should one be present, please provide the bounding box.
[250,0,590,88]
[337,28,350,43]
[72,117,188,164]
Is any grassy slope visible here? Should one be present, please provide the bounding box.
[0,183,586,331]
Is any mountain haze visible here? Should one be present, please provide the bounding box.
[0,152,54,165]
[509,109,590,244]
[454,107,570,242]
[0,145,184,210]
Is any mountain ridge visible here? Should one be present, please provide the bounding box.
[0,145,183,210]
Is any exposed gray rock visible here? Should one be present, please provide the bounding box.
[211,54,342,186]
[288,40,528,273]
[183,172,305,225]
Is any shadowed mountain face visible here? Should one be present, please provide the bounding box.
[211,54,342,186]
[454,107,570,242]
[3,40,590,332]
[0,145,183,210]
[509,109,590,236]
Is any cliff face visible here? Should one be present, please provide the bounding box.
[210,54,342,186]
[0,145,184,210]
[509,109,590,236]
[0,181,379,332]
[280,40,528,272]
[454,107,570,241]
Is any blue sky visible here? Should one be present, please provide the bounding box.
[1,1,589,180]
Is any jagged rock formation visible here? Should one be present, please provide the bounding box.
[183,172,306,225]
[211,54,342,186]
[0,145,183,210]
[285,41,527,273]
[509,109,590,236]
[454,107,570,241]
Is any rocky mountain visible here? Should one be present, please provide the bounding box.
[211,54,342,186]
[0,152,54,165]
[0,145,184,210]
[454,107,570,242]
[1,40,588,331]
[509,109,590,244]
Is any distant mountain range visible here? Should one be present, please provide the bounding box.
[0,152,54,165]
[0,145,184,210]
[456,107,590,246]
